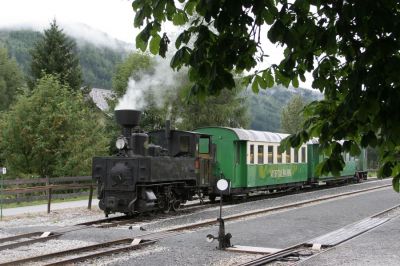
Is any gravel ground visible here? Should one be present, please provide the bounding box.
[0,239,97,265]
[143,179,391,232]
[0,178,394,266]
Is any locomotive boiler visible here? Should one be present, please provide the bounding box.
[92,109,214,216]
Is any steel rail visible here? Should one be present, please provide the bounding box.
[0,232,62,251]
[238,204,400,266]
[0,238,156,266]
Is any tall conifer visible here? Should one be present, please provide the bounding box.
[0,47,25,110]
[30,19,82,90]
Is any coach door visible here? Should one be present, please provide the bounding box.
[197,136,212,186]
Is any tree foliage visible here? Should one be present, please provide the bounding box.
[0,75,108,177]
[177,86,249,130]
[281,95,306,134]
[111,52,249,131]
[112,52,153,98]
[0,47,25,111]
[132,0,400,188]
[30,20,82,90]
[0,29,127,89]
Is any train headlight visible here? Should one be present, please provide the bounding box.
[115,137,127,150]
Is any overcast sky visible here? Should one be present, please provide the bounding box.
[0,0,137,43]
[0,0,312,88]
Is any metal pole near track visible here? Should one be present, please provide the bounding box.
[0,167,6,220]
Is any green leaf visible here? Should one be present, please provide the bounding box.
[349,142,361,156]
[173,11,188,25]
[251,78,259,93]
[149,35,161,55]
[292,76,299,88]
[134,9,145,27]
[185,1,197,15]
[154,0,167,21]
[263,10,275,25]
[392,175,400,193]
[256,75,267,89]
[262,69,274,88]
[135,34,147,51]
[175,30,191,49]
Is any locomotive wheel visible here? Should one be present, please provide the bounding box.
[157,196,171,213]
[172,200,181,211]
[163,204,171,213]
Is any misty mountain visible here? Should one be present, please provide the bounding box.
[0,28,323,133]
[0,28,129,89]
[246,86,322,132]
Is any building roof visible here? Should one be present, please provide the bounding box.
[89,88,114,111]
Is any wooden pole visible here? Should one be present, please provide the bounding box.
[88,185,93,210]
[47,187,52,214]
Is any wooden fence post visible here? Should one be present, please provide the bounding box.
[47,187,52,214]
[88,185,93,210]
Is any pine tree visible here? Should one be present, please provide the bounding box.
[30,19,82,90]
[0,47,25,111]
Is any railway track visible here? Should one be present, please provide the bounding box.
[238,203,400,266]
[0,182,391,265]
[0,200,216,252]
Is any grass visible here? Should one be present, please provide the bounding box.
[0,195,91,209]
[368,171,378,177]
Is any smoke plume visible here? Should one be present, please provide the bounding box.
[115,57,184,111]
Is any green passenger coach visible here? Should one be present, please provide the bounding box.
[195,127,309,196]
[195,127,367,199]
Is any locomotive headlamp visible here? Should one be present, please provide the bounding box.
[115,137,127,150]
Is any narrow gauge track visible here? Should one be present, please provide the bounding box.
[0,200,216,252]
[0,183,391,266]
[0,180,387,252]
[238,204,400,266]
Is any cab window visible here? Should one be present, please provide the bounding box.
[199,137,209,154]
[180,136,190,153]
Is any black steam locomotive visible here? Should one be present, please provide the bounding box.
[92,109,215,216]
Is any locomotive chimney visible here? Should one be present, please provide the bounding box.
[115,109,148,156]
[115,109,141,138]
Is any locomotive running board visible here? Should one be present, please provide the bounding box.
[305,217,389,248]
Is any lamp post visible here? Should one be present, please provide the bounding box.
[206,178,232,250]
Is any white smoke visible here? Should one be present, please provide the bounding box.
[115,57,185,110]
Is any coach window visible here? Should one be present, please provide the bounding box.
[301,147,307,163]
[277,147,282,164]
[249,144,254,164]
[286,149,292,163]
[258,145,264,164]
[268,146,274,164]
[294,148,299,163]
[235,143,240,164]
